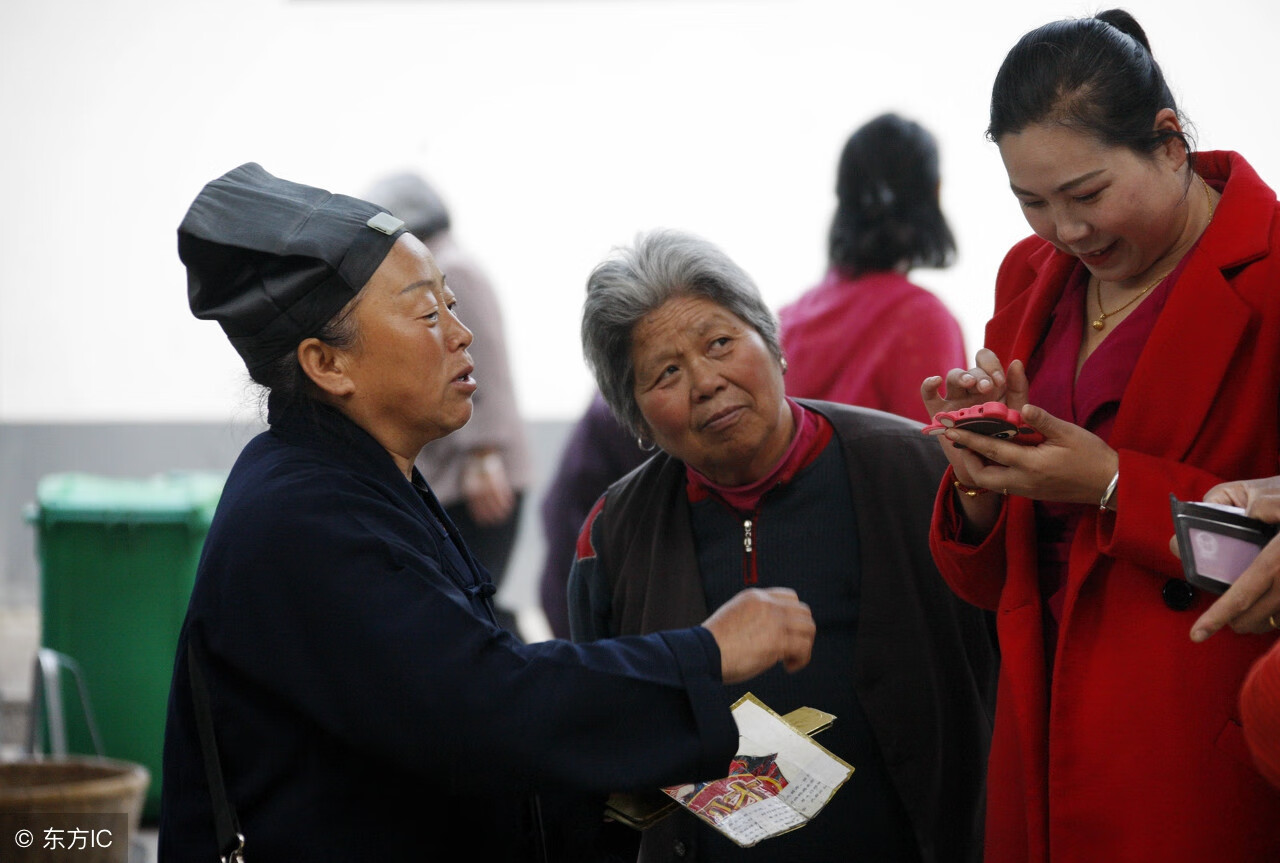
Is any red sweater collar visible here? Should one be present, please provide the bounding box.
[685,399,834,512]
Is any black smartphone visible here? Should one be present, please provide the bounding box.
[1170,494,1278,594]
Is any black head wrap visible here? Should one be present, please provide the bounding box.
[178,162,406,371]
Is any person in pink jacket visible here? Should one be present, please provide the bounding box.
[922,9,1280,863]
[778,112,964,424]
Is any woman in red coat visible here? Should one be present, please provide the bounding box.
[922,10,1280,862]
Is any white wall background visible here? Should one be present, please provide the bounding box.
[2,0,1277,425]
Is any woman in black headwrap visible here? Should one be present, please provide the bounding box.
[160,163,815,862]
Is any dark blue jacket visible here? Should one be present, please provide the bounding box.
[160,402,735,862]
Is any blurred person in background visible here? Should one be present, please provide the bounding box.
[365,171,532,635]
[538,390,648,640]
[778,112,964,424]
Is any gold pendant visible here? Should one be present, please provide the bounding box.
[1092,318,1105,331]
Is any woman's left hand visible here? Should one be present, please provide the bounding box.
[1186,477,1280,642]
[942,403,1119,506]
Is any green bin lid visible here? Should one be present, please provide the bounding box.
[25,471,227,528]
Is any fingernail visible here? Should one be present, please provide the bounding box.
[1190,628,1207,643]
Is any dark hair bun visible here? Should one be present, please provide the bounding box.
[987,8,1188,154]
[1095,8,1152,52]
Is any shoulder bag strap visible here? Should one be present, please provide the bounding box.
[187,640,246,863]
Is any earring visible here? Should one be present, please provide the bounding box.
[637,437,657,452]
[780,357,788,374]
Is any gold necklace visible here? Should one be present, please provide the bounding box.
[1200,174,1217,223]
[1090,175,1217,332]
[1091,272,1166,330]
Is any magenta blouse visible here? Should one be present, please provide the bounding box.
[1024,254,1192,671]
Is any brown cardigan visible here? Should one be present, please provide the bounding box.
[586,400,999,863]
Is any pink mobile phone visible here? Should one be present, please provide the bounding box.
[922,401,1046,446]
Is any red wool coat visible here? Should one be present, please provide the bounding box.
[1242,640,1280,789]
[930,151,1280,863]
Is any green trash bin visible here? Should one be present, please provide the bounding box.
[25,471,225,822]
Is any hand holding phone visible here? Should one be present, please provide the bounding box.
[1170,495,1278,595]
[922,401,1046,447]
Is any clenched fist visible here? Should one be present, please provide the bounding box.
[702,588,816,684]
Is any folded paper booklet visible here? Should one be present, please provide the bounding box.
[605,693,853,847]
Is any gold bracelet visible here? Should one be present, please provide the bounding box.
[954,480,990,498]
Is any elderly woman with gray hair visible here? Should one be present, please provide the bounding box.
[567,229,998,863]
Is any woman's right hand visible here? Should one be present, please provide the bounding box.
[921,349,1027,420]
[702,588,815,684]
[921,351,1029,481]
[920,350,1029,537]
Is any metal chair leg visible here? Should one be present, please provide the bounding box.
[26,647,104,757]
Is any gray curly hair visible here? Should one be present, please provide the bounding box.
[580,228,782,439]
